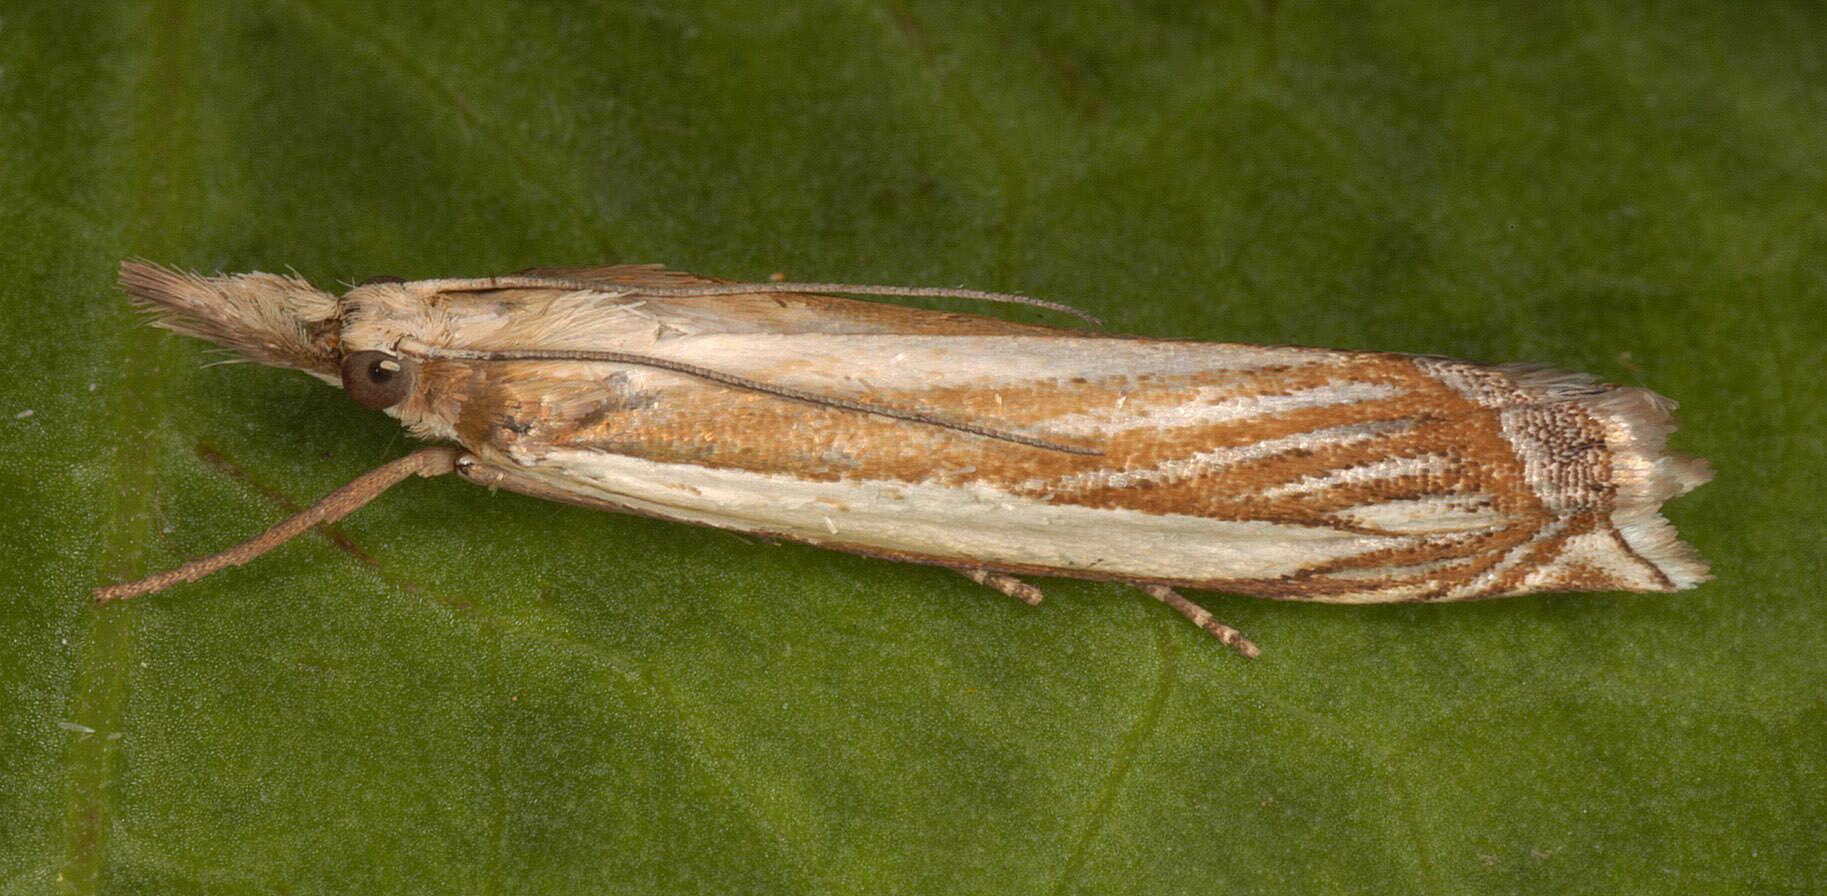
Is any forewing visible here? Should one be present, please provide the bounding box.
[443,323,1707,602]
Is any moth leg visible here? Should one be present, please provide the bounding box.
[94,446,463,602]
[1135,584,1262,658]
[957,568,1045,606]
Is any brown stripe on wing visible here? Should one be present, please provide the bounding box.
[1033,355,1546,523]
[1240,524,1542,602]
[1479,511,1603,594]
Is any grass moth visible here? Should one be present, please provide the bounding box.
[98,261,1711,656]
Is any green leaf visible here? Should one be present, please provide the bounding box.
[3,1,1821,893]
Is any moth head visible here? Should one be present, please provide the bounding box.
[119,260,341,377]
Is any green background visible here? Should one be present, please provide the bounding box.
[3,1,1820,893]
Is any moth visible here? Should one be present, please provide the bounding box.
[99,260,1711,656]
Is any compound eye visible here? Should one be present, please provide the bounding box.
[360,275,405,286]
[340,350,417,410]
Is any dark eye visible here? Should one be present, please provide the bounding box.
[340,350,417,410]
[360,275,405,285]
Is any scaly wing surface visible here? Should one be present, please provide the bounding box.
[421,282,1706,602]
